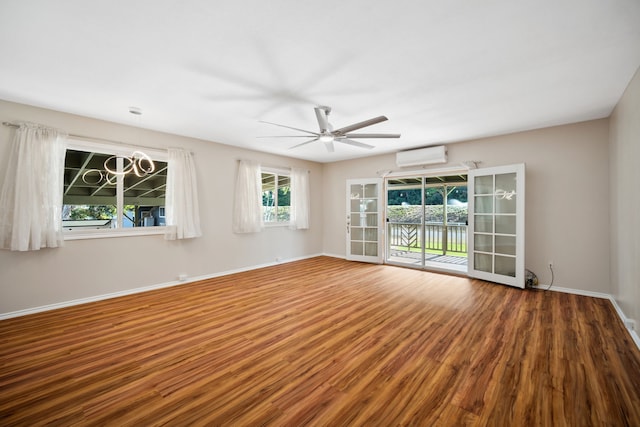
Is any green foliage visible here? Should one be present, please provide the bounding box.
[387,189,423,205]
[387,205,468,224]
[262,187,290,208]
[278,187,290,206]
[64,204,137,221]
[388,187,467,206]
[263,191,273,207]
[68,205,116,220]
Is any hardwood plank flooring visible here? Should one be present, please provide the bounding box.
[1,256,639,426]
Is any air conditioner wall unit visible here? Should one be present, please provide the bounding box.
[396,145,447,167]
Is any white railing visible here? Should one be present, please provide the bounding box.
[388,222,467,254]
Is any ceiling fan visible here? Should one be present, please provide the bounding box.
[259,106,400,152]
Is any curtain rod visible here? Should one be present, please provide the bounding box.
[257,162,311,173]
[2,121,193,154]
[2,121,153,149]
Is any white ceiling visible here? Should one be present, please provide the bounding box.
[1,1,639,163]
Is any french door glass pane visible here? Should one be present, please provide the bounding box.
[474,253,492,272]
[495,235,516,255]
[364,228,377,241]
[474,234,493,252]
[495,215,516,234]
[495,255,516,276]
[364,199,377,212]
[475,176,493,194]
[475,195,493,213]
[365,242,378,256]
[496,196,517,214]
[475,215,493,233]
[352,228,364,240]
[495,173,516,192]
[364,184,377,198]
[351,242,364,256]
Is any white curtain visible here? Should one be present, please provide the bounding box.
[164,148,202,240]
[0,123,67,251]
[289,167,310,230]
[233,160,263,233]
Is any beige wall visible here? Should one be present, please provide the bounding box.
[0,98,620,316]
[609,65,640,325]
[0,100,324,314]
[323,119,611,294]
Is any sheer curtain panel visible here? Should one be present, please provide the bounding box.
[233,160,263,233]
[289,167,310,230]
[164,148,202,240]
[0,123,67,251]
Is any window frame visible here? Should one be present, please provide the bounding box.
[261,167,291,227]
[63,138,169,240]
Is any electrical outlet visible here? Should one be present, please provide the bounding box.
[625,319,636,331]
[549,261,553,269]
[178,273,188,282]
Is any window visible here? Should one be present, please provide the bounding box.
[62,139,168,238]
[261,170,290,224]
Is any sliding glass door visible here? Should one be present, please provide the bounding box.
[386,177,424,267]
[386,174,468,272]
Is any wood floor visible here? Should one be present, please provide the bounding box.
[1,256,639,426]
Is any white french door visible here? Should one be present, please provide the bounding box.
[346,178,383,263]
[468,164,525,288]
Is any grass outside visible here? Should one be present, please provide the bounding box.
[390,244,467,258]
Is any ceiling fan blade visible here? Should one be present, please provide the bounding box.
[259,120,319,136]
[324,140,335,152]
[343,133,401,139]
[314,106,330,132]
[333,116,388,135]
[290,137,319,149]
[339,138,374,149]
[256,135,320,138]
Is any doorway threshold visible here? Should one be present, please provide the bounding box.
[424,260,468,274]
[425,254,467,273]
[387,252,468,274]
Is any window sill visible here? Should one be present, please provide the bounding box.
[263,222,291,228]
[64,226,167,241]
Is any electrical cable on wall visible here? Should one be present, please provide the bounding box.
[544,263,555,291]
[525,263,555,291]
[524,264,555,292]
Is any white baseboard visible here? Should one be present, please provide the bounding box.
[0,253,324,320]
[531,284,611,299]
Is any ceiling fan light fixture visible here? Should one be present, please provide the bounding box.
[318,134,334,143]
